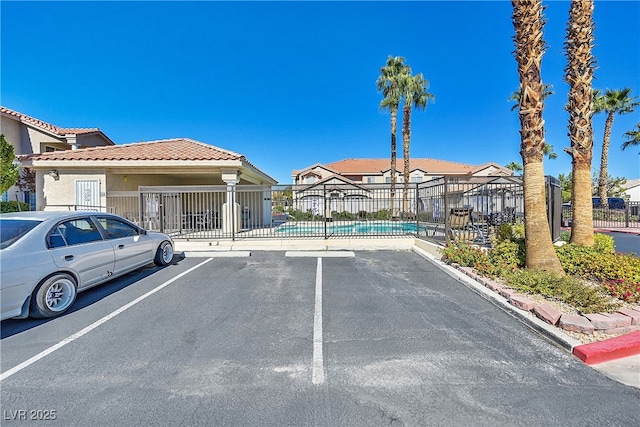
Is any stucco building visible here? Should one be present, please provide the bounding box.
[1,106,114,207]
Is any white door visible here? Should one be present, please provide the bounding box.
[75,180,101,210]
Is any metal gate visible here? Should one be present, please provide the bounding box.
[102,178,531,241]
[75,179,101,210]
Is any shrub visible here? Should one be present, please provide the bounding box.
[0,201,30,213]
[504,269,620,314]
[371,209,392,220]
[287,209,323,221]
[440,242,488,268]
[441,227,639,308]
[494,223,524,241]
[593,233,615,254]
[488,239,525,269]
[554,232,613,252]
[417,212,432,222]
[331,211,355,220]
[605,279,640,304]
[556,242,640,284]
[463,223,526,278]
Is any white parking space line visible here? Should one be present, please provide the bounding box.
[285,251,355,258]
[312,257,325,385]
[0,259,213,383]
[183,251,252,257]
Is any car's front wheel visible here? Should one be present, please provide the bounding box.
[154,241,174,266]
[30,273,78,318]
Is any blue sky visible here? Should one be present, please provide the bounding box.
[1,1,638,184]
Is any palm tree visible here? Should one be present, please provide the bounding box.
[593,88,639,206]
[621,122,640,153]
[399,72,434,213]
[506,161,523,174]
[377,56,410,216]
[564,0,596,246]
[511,0,563,273]
[543,143,558,160]
[506,143,557,173]
[509,88,557,169]
[509,84,554,111]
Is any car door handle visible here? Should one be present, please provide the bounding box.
[64,255,74,261]
[118,244,125,249]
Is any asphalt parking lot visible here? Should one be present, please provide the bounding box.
[1,251,639,426]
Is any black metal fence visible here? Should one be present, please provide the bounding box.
[48,178,638,242]
[107,184,422,240]
[99,176,527,243]
[414,176,525,244]
[561,201,640,229]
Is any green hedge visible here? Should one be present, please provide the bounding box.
[0,201,30,213]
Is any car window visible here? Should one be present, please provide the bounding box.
[608,198,625,209]
[0,219,41,249]
[96,217,140,239]
[48,226,68,248]
[56,218,103,246]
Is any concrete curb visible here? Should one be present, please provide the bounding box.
[561,227,640,236]
[593,228,640,235]
[573,331,640,365]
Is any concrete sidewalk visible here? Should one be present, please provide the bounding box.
[573,332,640,388]
[590,354,640,388]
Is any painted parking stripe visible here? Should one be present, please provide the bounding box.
[312,257,325,385]
[183,251,252,257]
[0,259,213,382]
[285,251,355,258]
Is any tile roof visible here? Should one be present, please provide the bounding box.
[1,106,102,136]
[323,158,476,174]
[624,178,640,189]
[23,138,246,162]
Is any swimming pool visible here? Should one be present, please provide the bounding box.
[275,221,425,235]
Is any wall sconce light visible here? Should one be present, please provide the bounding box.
[49,170,59,181]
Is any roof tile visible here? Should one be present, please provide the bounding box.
[324,158,476,174]
[1,106,101,136]
[23,138,245,162]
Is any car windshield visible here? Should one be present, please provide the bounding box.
[0,219,42,249]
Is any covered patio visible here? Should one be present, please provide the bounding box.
[19,138,277,234]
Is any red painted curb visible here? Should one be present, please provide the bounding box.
[573,331,640,365]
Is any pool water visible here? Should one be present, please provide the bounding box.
[276,221,424,234]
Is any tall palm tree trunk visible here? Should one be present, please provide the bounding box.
[597,111,614,208]
[377,56,409,220]
[390,109,398,217]
[512,0,563,273]
[565,0,595,246]
[402,102,412,214]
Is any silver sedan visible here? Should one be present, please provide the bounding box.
[1,211,174,321]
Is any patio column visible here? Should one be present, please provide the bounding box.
[222,170,241,234]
